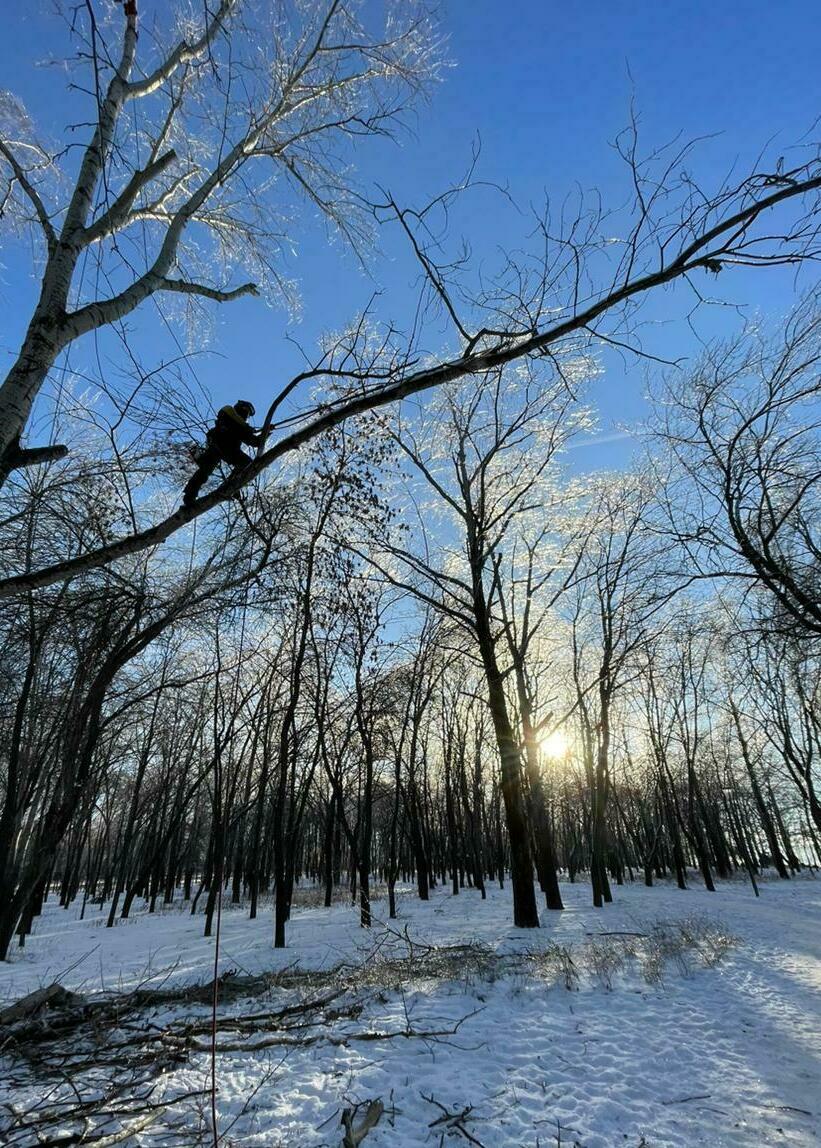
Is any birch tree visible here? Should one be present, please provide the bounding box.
[0,0,438,483]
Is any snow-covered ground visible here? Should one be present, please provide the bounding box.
[2,875,819,1147]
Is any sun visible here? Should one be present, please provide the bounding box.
[539,729,569,761]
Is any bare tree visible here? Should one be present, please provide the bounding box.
[1,114,818,595]
[366,367,585,926]
[747,633,821,838]
[568,473,668,906]
[0,469,281,958]
[655,292,821,639]
[0,0,438,481]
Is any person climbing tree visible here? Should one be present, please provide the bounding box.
[182,400,262,506]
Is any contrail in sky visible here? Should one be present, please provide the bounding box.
[568,430,634,450]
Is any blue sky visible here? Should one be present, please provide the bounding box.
[2,0,819,473]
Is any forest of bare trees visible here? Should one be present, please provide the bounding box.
[1,0,820,970]
[2,301,819,960]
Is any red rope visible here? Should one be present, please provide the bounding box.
[210,856,223,1147]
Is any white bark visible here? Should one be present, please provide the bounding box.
[0,0,433,480]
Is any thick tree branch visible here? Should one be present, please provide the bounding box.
[83,150,178,244]
[0,138,57,253]
[1,165,819,596]
[4,440,69,471]
[158,277,260,302]
[124,0,237,101]
[60,1,139,244]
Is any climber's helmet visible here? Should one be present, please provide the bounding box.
[235,399,256,419]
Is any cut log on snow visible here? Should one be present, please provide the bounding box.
[0,982,85,1025]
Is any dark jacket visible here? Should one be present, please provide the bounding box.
[209,405,258,448]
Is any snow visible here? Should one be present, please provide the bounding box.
[2,875,820,1147]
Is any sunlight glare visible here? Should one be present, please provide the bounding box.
[540,729,569,761]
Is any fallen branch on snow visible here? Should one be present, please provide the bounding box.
[340,1099,384,1146]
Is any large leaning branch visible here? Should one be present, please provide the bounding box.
[0,168,819,599]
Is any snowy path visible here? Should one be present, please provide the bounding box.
[1,876,819,1147]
